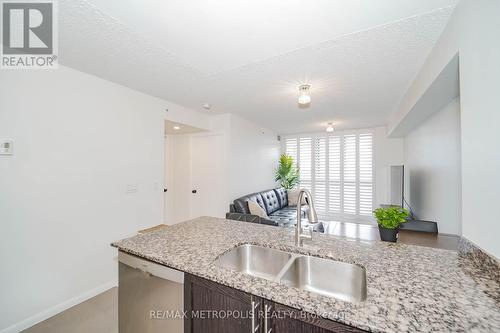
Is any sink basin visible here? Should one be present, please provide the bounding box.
[280,256,367,302]
[215,244,367,302]
[214,244,292,280]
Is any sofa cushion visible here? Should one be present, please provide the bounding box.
[225,212,278,226]
[273,188,288,208]
[260,189,281,215]
[233,193,265,214]
[268,206,308,227]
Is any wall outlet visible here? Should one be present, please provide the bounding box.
[0,140,13,155]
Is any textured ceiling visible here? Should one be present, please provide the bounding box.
[59,0,457,134]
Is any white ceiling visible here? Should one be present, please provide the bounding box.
[59,0,458,134]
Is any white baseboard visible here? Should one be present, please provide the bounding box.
[0,280,118,333]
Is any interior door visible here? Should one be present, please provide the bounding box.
[190,133,226,219]
[164,135,172,224]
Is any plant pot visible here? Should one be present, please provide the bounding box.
[378,225,399,242]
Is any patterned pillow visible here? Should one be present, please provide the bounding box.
[248,200,268,218]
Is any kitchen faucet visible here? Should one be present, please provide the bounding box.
[295,189,319,247]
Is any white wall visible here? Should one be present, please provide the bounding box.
[389,0,500,257]
[403,99,461,235]
[227,114,280,199]
[209,113,280,200]
[0,66,202,332]
[374,127,404,208]
[163,105,211,132]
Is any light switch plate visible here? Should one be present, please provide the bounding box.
[0,140,13,155]
[126,184,138,194]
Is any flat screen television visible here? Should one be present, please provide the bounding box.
[390,165,404,208]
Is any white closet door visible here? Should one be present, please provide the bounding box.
[190,133,227,219]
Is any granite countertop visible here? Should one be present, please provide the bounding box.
[112,217,500,333]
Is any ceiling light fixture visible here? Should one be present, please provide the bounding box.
[326,122,334,133]
[298,84,311,105]
[173,126,180,130]
[202,103,212,110]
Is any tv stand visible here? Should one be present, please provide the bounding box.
[400,219,438,233]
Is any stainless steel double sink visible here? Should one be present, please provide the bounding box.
[214,244,367,302]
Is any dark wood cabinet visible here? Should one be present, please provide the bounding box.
[264,300,367,333]
[184,274,367,333]
[184,274,262,333]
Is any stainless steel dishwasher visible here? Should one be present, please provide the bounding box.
[118,251,184,333]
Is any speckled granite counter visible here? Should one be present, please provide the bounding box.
[112,217,500,333]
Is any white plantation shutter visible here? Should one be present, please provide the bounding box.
[299,137,312,193]
[343,135,357,215]
[328,136,341,213]
[358,133,373,215]
[282,130,373,218]
[284,138,298,167]
[314,137,327,214]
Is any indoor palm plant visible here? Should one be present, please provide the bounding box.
[274,154,299,190]
[373,206,409,242]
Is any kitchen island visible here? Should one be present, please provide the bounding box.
[112,216,500,333]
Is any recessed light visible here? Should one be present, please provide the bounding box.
[326,122,334,133]
[202,103,212,110]
[173,126,180,130]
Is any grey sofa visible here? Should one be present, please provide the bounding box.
[226,188,307,227]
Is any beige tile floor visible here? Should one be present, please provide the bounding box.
[20,222,459,332]
[22,287,117,333]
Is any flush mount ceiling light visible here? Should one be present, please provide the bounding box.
[202,103,212,110]
[298,84,311,105]
[173,126,180,130]
[326,122,334,133]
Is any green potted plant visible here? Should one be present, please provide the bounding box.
[373,207,409,242]
[274,154,299,190]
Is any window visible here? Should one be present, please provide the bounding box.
[298,137,312,193]
[283,131,374,218]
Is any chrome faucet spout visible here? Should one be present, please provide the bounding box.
[295,189,318,247]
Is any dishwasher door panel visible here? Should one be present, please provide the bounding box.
[119,256,183,333]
